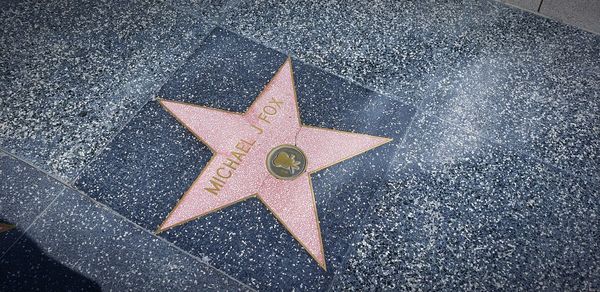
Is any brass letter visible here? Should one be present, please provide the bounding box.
[236,140,253,153]
[205,179,223,195]
[258,112,270,124]
[241,139,255,145]
[251,124,264,134]
[269,97,283,108]
[231,151,246,162]
[216,167,232,179]
[263,105,277,115]
[224,158,239,170]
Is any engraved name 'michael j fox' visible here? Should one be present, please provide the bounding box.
[250,97,284,134]
[204,139,255,196]
[204,97,284,196]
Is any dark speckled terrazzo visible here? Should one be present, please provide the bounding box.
[223,0,600,185]
[2,0,599,289]
[0,149,245,290]
[333,114,600,290]
[75,28,416,290]
[0,187,248,291]
[0,0,220,179]
[73,100,210,228]
[0,151,65,253]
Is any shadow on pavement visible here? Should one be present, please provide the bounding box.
[0,218,101,292]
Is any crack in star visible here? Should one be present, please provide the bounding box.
[294,122,302,144]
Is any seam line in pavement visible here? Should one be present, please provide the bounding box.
[0,185,66,261]
[495,0,599,35]
[326,108,425,291]
[0,146,74,189]
[326,91,431,290]
[0,149,257,291]
[66,185,258,291]
[69,24,219,184]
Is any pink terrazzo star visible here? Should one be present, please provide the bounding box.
[156,57,391,269]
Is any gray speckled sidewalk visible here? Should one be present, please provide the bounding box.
[1,0,599,290]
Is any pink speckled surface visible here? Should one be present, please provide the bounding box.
[158,58,390,269]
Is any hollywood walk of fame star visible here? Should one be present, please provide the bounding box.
[156,57,391,269]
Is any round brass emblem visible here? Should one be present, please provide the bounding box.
[266,144,307,180]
